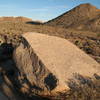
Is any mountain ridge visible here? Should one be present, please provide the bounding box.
[0,16,32,22]
[45,3,100,31]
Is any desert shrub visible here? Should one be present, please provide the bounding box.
[47,74,100,100]
[97,33,100,37]
[75,40,83,48]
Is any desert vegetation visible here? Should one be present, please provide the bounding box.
[47,74,100,100]
[0,3,100,100]
[0,20,99,63]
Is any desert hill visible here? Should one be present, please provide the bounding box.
[0,16,43,25]
[45,3,100,32]
[0,16,33,22]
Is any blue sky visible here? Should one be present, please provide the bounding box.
[0,0,100,21]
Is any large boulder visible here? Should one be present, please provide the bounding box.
[13,32,100,96]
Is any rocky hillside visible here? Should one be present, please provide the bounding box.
[77,14,100,32]
[45,3,100,32]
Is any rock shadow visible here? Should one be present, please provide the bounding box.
[0,43,50,100]
[26,21,43,25]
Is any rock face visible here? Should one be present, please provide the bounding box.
[13,37,58,96]
[13,32,100,96]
